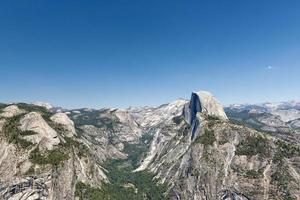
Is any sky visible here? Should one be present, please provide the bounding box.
[0,0,300,109]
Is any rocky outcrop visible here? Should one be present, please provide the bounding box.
[183,91,228,140]
[0,92,299,200]
[133,92,300,200]
[50,113,76,137]
[20,112,60,150]
[271,109,300,122]
[0,119,5,132]
[135,112,300,199]
[225,101,300,143]
[79,124,126,161]
[185,91,228,122]
[0,105,24,118]
[129,99,188,129]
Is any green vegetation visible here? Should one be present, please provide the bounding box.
[225,110,270,131]
[0,103,60,149]
[16,103,53,120]
[236,135,270,157]
[1,115,33,148]
[194,128,216,146]
[274,140,300,162]
[19,130,38,136]
[1,104,88,166]
[206,115,220,121]
[29,147,69,165]
[27,129,87,167]
[0,103,7,110]
[69,109,120,129]
[49,121,67,135]
[64,137,90,158]
[244,169,263,179]
[205,114,222,128]
[123,133,153,168]
[270,140,299,199]
[76,159,167,200]
[172,115,184,125]
[271,161,295,200]
[218,138,228,145]
[75,131,166,200]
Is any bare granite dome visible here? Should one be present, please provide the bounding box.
[0,105,24,118]
[50,112,76,137]
[20,112,60,150]
[192,91,228,120]
[183,91,228,140]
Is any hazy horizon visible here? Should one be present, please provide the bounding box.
[1,1,300,108]
[1,95,300,110]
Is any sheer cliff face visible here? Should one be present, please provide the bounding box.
[0,92,300,200]
[141,116,300,200]
[184,91,228,140]
[133,91,300,200]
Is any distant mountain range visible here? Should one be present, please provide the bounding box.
[0,92,299,200]
[225,101,300,143]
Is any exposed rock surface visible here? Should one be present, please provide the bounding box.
[0,93,299,200]
[20,112,60,150]
[188,91,228,120]
[50,113,76,137]
[225,101,300,143]
[129,99,188,129]
[272,109,300,122]
[0,119,5,132]
[182,91,228,140]
[133,92,300,200]
[0,106,110,200]
[0,105,24,118]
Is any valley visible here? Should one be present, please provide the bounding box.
[0,91,299,200]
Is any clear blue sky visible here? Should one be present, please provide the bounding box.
[0,0,300,108]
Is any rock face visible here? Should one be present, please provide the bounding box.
[183,91,228,140]
[0,105,24,118]
[0,119,5,132]
[129,99,188,129]
[225,101,300,143]
[0,92,299,200]
[271,109,300,122]
[0,105,110,200]
[186,91,228,121]
[20,112,60,150]
[69,108,143,147]
[50,113,76,137]
[133,92,300,200]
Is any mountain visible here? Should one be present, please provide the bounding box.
[0,92,299,200]
[225,101,300,143]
